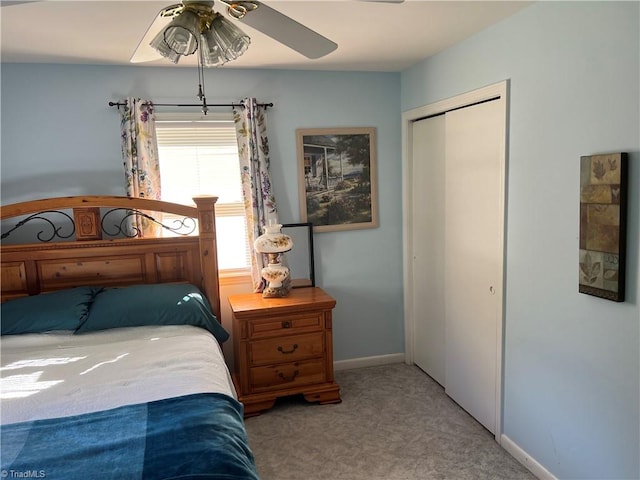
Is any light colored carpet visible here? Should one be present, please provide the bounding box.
[244,363,535,480]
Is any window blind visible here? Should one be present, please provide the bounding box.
[155,117,250,271]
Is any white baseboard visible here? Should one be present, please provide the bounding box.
[501,434,557,480]
[334,353,406,371]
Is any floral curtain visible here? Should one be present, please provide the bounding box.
[233,98,279,292]
[119,97,161,237]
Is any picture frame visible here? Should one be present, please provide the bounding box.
[281,222,315,288]
[579,152,628,302]
[296,127,378,232]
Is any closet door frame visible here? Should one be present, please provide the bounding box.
[401,80,508,442]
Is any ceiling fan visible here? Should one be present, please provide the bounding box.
[130,0,404,65]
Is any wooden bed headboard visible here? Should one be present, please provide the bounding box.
[0,195,221,319]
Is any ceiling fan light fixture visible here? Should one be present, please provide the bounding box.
[149,7,250,66]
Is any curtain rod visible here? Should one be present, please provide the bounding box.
[108,101,273,109]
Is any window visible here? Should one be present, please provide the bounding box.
[155,112,249,274]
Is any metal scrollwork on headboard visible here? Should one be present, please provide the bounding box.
[101,208,197,238]
[0,210,75,242]
[1,208,197,242]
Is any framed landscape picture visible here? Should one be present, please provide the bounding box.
[579,152,628,302]
[296,127,378,232]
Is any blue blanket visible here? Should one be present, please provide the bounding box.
[1,393,259,480]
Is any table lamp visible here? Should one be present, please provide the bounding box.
[254,223,293,298]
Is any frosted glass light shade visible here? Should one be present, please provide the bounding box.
[163,9,200,56]
[203,13,250,65]
[199,31,227,67]
[150,31,182,64]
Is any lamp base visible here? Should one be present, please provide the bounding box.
[261,262,291,298]
[262,285,290,298]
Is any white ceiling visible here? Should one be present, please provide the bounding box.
[0,0,532,72]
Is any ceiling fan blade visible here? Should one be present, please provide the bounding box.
[0,0,41,6]
[130,4,181,63]
[231,1,337,59]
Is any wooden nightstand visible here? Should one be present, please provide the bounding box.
[229,287,341,416]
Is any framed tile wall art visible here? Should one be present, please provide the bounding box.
[579,152,628,302]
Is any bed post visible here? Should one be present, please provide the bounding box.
[192,196,221,320]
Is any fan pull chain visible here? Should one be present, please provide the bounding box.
[196,46,208,115]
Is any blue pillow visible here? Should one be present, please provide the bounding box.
[76,283,229,343]
[1,287,103,335]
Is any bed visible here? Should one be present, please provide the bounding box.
[0,195,259,480]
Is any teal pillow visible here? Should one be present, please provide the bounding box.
[1,287,103,335]
[76,283,229,343]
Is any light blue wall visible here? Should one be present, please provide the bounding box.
[402,2,639,479]
[2,2,638,478]
[0,64,404,362]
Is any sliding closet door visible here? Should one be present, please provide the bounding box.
[411,115,446,386]
[444,100,502,434]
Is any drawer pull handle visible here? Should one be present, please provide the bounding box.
[282,321,292,328]
[277,344,298,354]
[278,370,299,382]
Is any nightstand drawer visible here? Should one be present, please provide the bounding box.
[249,332,324,366]
[248,312,324,339]
[249,359,326,393]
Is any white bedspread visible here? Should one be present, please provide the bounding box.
[1,325,235,425]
